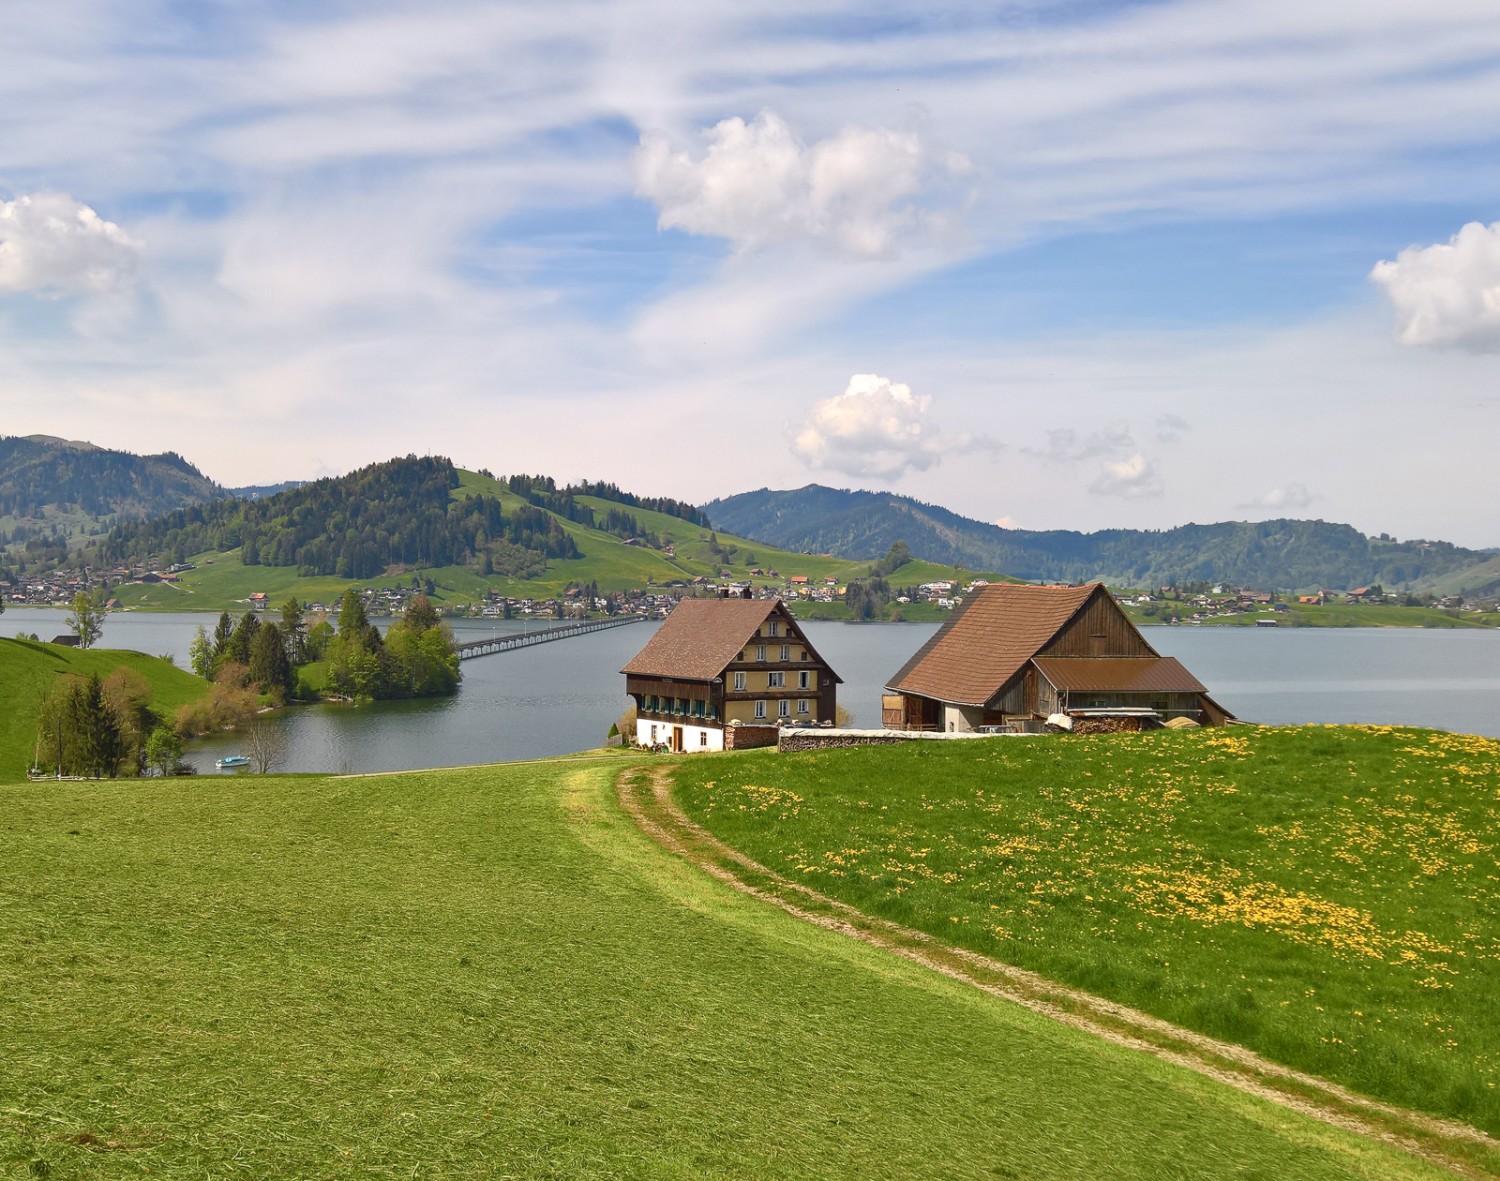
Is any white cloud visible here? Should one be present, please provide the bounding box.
[1238,483,1313,511]
[791,373,981,479]
[1089,452,1163,499]
[1027,421,1135,464]
[0,193,141,296]
[1370,221,1500,352]
[633,110,970,258]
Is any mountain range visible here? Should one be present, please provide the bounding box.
[4,437,1498,595]
[704,485,1500,595]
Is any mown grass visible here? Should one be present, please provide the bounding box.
[0,637,208,778]
[0,758,1453,1179]
[673,725,1500,1136]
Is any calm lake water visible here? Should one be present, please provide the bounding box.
[5,609,1498,773]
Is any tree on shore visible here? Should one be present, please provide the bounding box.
[243,716,290,774]
[67,590,107,649]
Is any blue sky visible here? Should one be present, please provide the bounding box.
[2,0,1499,546]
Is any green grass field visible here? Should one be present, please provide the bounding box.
[1121,602,1500,629]
[0,637,208,778]
[672,726,1500,1138]
[0,756,1457,1179]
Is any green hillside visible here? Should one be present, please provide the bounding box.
[0,756,1451,1179]
[674,725,1500,1141]
[95,464,992,612]
[0,435,223,561]
[0,637,208,778]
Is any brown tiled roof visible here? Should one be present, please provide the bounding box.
[621,598,780,681]
[1032,656,1206,694]
[885,583,1101,706]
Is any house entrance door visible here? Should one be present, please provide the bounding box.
[672,726,684,752]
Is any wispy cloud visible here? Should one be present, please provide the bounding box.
[1238,483,1314,511]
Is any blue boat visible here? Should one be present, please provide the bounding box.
[216,755,251,769]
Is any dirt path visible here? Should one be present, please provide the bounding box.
[617,763,1500,1179]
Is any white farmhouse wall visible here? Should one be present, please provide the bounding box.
[635,719,724,752]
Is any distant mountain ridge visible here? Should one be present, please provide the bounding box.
[0,435,224,553]
[703,485,1497,593]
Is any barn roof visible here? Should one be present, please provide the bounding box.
[886,583,1104,707]
[621,598,839,683]
[1032,656,1206,694]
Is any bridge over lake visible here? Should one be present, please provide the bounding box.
[456,614,644,660]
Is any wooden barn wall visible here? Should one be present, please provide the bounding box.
[1040,593,1154,658]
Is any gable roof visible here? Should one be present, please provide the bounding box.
[885,583,1107,706]
[1032,656,1206,694]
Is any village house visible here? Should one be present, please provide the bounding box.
[882,582,1234,732]
[621,595,841,752]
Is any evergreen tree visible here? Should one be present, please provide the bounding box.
[212,612,234,663]
[280,597,308,665]
[224,612,261,668]
[249,620,294,700]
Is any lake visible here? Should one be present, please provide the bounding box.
[4,608,1498,773]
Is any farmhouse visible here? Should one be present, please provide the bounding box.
[621,596,841,752]
[882,582,1234,732]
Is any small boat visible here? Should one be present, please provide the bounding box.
[216,755,252,769]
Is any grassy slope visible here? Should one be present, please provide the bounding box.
[0,637,208,778]
[0,758,1448,1180]
[673,726,1500,1137]
[106,471,1002,612]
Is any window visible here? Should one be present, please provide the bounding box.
[800,649,808,661]
[646,695,657,712]
[798,670,810,689]
[756,645,767,662]
[733,671,746,691]
[650,724,658,742]
[797,699,809,714]
[778,699,791,718]
[754,700,767,719]
[780,645,790,661]
[768,671,784,688]
[767,620,780,636]
[693,699,705,718]
[699,731,708,747]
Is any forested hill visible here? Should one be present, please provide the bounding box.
[96,456,712,581]
[703,485,1493,592]
[0,435,223,542]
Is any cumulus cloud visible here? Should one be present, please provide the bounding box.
[791,373,984,480]
[1370,221,1500,352]
[633,110,971,258]
[1238,483,1313,511]
[1089,452,1163,499]
[1026,421,1135,463]
[0,193,142,296]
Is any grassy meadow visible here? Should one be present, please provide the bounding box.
[0,756,1458,1180]
[0,637,208,778]
[673,725,1500,1137]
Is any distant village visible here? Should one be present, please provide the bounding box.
[4,560,1497,622]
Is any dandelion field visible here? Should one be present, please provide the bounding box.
[673,726,1500,1135]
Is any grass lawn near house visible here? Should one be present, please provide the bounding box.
[0,637,208,778]
[672,725,1500,1140]
[0,756,1455,1180]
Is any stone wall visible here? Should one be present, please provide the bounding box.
[776,727,1042,753]
[724,723,780,751]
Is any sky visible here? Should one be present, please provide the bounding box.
[2,1,1499,548]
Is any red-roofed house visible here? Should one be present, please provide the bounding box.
[621,597,841,751]
[883,582,1233,731]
